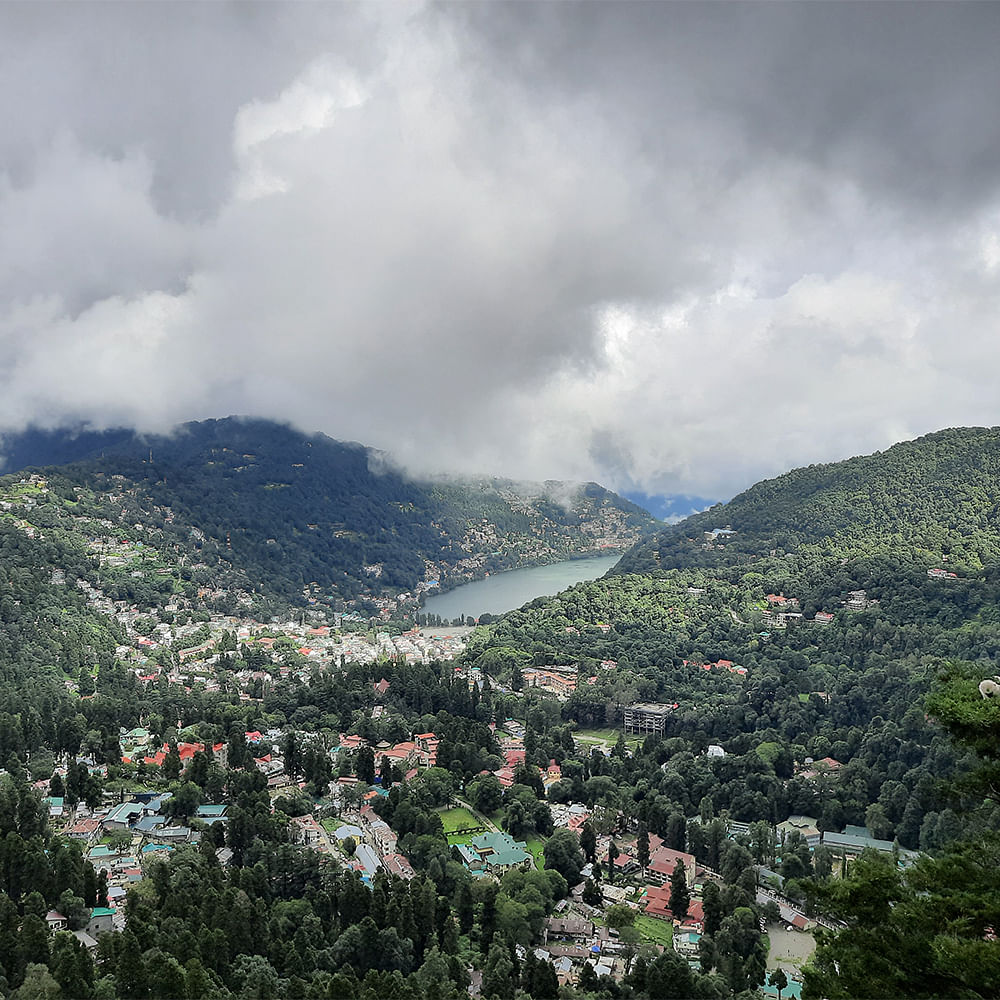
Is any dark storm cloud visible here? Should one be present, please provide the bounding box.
[1,2,999,498]
[458,3,1000,218]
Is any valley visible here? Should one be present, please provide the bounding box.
[0,422,998,1000]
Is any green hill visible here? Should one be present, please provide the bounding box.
[1,417,657,608]
[617,426,1000,578]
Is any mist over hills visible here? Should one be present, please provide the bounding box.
[0,416,658,607]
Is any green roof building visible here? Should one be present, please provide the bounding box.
[458,831,532,877]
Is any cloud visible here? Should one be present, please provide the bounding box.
[1,3,1000,499]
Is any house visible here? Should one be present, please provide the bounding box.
[928,568,958,580]
[333,824,364,844]
[645,845,697,887]
[44,796,66,819]
[86,907,116,937]
[195,804,229,823]
[290,814,324,847]
[673,930,702,956]
[65,817,101,843]
[643,886,705,930]
[103,801,143,831]
[353,843,381,879]
[543,916,594,944]
[457,831,532,877]
[382,853,416,880]
[72,930,99,956]
[45,911,68,932]
[766,593,799,608]
[369,820,398,854]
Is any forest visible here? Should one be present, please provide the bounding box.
[2,418,657,605]
[1,426,1000,997]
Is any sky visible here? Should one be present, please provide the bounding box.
[2,2,1000,501]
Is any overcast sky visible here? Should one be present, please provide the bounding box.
[2,2,1000,499]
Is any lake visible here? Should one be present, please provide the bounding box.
[422,553,621,621]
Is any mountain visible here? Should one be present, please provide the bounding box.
[618,489,718,523]
[0,417,658,609]
[469,427,1000,734]
[615,426,1000,578]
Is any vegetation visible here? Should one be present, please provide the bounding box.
[4,417,658,608]
[3,424,1000,997]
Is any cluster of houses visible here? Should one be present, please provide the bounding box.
[42,789,234,957]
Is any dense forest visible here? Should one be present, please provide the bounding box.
[1,418,658,606]
[1,426,999,997]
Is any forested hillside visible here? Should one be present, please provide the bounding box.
[1,418,657,607]
[457,430,1000,882]
[2,425,999,999]
[617,426,1000,578]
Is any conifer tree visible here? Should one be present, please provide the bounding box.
[669,860,690,920]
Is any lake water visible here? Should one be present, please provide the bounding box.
[422,553,621,621]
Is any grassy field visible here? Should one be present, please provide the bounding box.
[321,817,344,833]
[439,806,485,843]
[575,728,642,748]
[524,835,547,867]
[635,915,674,948]
[573,728,620,742]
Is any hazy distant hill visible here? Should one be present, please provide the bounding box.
[619,489,718,522]
[0,417,657,605]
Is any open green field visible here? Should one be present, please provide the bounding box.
[524,835,546,867]
[635,915,674,948]
[575,728,642,748]
[439,806,486,844]
[321,817,344,833]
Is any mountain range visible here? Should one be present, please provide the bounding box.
[0,417,659,609]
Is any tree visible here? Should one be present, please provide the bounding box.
[582,878,601,907]
[379,755,394,791]
[115,930,146,999]
[481,940,515,1000]
[543,829,584,886]
[605,903,636,930]
[456,883,474,936]
[356,746,376,786]
[12,964,61,1000]
[606,839,619,883]
[769,968,788,1000]
[645,949,694,999]
[702,881,723,937]
[579,820,597,864]
[669,860,690,921]
[638,823,651,872]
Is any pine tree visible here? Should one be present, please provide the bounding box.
[579,820,597,864]
[637,823,650,872]
[669,860,690,920]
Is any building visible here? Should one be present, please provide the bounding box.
[822,825,918,865]
[457,831,532,877]
[646,846,697,887]
[543,916,594,944]
[623,703,674,736]
[778,815,821,849]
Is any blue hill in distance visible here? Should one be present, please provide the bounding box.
[620,489,720,523]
